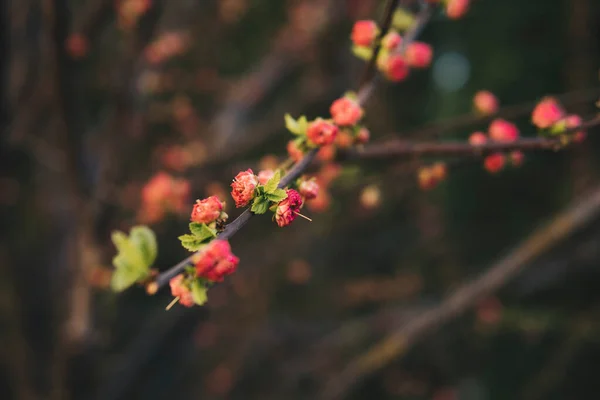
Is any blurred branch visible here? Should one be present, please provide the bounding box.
[320,184,600,400]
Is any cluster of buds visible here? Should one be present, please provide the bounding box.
[469,118,522,173]
[286,92,367,162]
[531,97,586,143]
[351,19,433,83]
[116,0,152,29]
[138,172,190,223]
[144,31,189,65]
[418,162,448,190]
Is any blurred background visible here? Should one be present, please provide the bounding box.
[2,0,600,399]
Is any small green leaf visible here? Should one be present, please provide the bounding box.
[392,9,414,31]
[266,188,287,203]
[251,197,270,214]
[111,231,145,272]
[178,234,204,252]
[264,170,281,193]
[189,222,217,242]
[548,120,567,136]
[129,226,157,266]
[191,280,208,306]
[285,114,302,135]
[351,45,372,61]
[297,116,308,135]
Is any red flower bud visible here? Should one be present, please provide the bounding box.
[299,179,319,200]
[484,153,505,173]
[405,42,433,68]
[194,240,239,282]
[531,97,565,129]
[489,119,519,142]
[191,196,223,224]
[473,90,499,116]
[230,169,258,208]
[307,119,339,146]
[169,275,195,307]
[381,31,402,50]
[355,127,371,144]
[351,20,378,47]
[565,114,586,143]
[330,97,363,126]
[381,54,409,82]
[469,132,488,146]
[446,0,470,19]
[275,189,303,227]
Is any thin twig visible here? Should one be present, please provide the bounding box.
[320,184,600,400]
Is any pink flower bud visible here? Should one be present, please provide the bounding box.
[510,151,524,167]
[306,118,339,146]
[405,42,433,68]
[169,275,195,307]
[446,0,470,19]
[257,169,275,185]
[194,240,239,282]
[287,140,304,162]
[335,130,354,148]
[531,97,565,129]
[565,114,586,143]
[381,31,402,50]
[299,179,319,200]
[473,91,499,116]
[355,127,370,144]
[316,145,336,161]
[469,131,488,146]
[330,97,364,126]
[230,169,258,208]
[381,54,409,82]
[351,20,378,47]
[489,119,519,142]
[275,189,303,227]
[484,153,505,173]
[191,196,224,224]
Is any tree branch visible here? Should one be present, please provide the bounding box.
[319,184,600,400]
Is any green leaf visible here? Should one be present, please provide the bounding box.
[111,231,145,272]
[266,188,287,203]
[264,170,281,193]
[191,280,208,306]
[297,116,308,135]
[189,222,217,242]
[392,9,415,31]
[178,234,204,252]
[111,266,144,292]
[251,197,270,214]
[351,45,372,61]
[129,226,157,267]
[284,114,302,135]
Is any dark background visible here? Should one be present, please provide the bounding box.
[2,0,600,399]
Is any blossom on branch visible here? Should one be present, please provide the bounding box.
[194,240,239,282]
[307,119,339,146]
[351,20,379,47]
[473,91,499,116]
[531,97,565,129]
[190,196,224,224]
[169,275,195,307]
[330,97,364,126]
[275,189,303,227]
[231,169,258,207]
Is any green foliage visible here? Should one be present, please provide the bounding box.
[179,223,217,251]
[110,226,157,292]
[191,279,208,306]
[251,170,289,214]
[351,45,372,61]
[284,114,308,135]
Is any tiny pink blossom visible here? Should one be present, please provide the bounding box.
[565,114,586,143]
[355,127,370,144]
[484,153,505,173]
[446,0,470,19]
[169,275,194,307]
[473,91,499,116]
[381,54,409,82]
[531,97,565,129]
[230,169,258,208]
[405,42,433,68]
[306,119,339,146]
[258,169,275,185]
[510,151,524,167]
[195,240,239,282]
[489,119,519,142]
[381,31,402,50]
[275,189,303,227]
[299,179,319,200]
[469,132,488,146]
[330,97,363,126]
[351,20,378,47]
[190,196,223,224]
